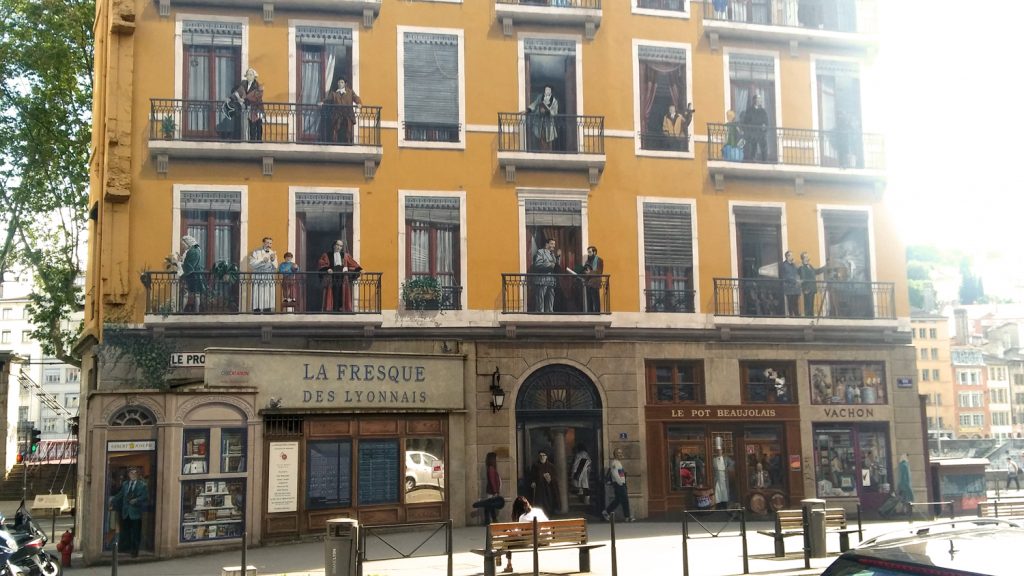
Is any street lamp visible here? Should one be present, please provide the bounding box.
[490,367,506,413]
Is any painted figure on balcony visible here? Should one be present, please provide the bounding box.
[279,252,299,306]
[532,238,560,313]
[723,109,743,161]
[230,67,264,142]
[527,85,559,150]
[662,103,694,151]
[248,237,278,312]
[323,78,361,144]
[318,239,362,312]
[781,250,800,317]
[740,93,770,162]
[180,235,205,313]
[799,252,827,317]
[577,245,604,313]
[712,0,728,18]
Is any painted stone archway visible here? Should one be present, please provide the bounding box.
[515,364,603,516]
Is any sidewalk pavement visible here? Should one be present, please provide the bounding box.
[57,515,928,576]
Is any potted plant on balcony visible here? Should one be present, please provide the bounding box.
[161,115,176,139]
[208,260,240,313]
[401,276,442,311]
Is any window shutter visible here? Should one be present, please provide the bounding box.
[182,21,243,47]
[181,191,241,212]
[524,199,582,227]
[403,33,459,126]
[405,196,459,225]
[295,25,353,47]
[729,53,774,81]
[643,203,692,268]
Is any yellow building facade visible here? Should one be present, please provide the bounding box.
[81,0,921,562]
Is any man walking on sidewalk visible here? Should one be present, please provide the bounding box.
[603,448,634,522]
[1007,457,1020,490]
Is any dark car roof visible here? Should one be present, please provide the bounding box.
[822,519,1024,576]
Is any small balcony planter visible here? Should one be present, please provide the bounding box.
[401,276,442,311]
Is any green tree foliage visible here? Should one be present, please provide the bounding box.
[0,0,94,366]
[958,257,985,305]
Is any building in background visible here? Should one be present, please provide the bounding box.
[81,0,918,562]
[912,313,954,444]
[0,273,81,470]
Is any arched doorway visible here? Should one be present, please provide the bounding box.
[515,364,603,518]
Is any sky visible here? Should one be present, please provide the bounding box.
[873,1,1020,259]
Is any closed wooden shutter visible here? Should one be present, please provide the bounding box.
[403,32,459,127]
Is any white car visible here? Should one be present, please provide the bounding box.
[405,451,444,491]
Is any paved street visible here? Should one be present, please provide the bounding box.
[49,513,929,576]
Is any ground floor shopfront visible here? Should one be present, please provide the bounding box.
[76,336,922,562]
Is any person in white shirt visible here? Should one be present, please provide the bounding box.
[602,448,635,522]
[248,236,278,312]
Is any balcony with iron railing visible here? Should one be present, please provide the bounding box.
[702,0,878,51]
[141,271,382,316]
[495,0,602,38]
[636,0,689,15]
[705,122,885,189]
[497,112,606,183]
[644,288,696,313]
[155,0,381,27]
[712,277,895,320]
[148,99,383,175]
[500,273,610,316]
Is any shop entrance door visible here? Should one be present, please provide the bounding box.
[709,424,789,514]
[515,364,603,518]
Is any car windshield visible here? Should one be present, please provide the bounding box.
[822,557,938,576]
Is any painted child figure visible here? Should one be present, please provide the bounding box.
[279,252,299,305]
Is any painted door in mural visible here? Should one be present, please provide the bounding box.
[515,364,603,519]
[103,447,157,555]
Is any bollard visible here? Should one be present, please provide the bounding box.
[610,513,618,576]
[681,512,689,576]
[740,508,749,574]
[111,537,118,576]
[809,509,826,559]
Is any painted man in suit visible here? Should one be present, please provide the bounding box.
[580,245,604,313]
[324,78,361,144]
[109,467,148,557]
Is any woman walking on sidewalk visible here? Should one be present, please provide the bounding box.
[603,448,634,522]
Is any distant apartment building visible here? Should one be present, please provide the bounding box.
[912,313,954,439]
[951,347,987,438]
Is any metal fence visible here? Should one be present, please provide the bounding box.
[149,98,382,146]
[707,123,884,170]
[501,273,610,314]
[713,277,895,319]
[498,112,605,155]
[645,288,696,313]
[640,132,690,152]
[638,0,687,11]
[702,0,876,35]
[142,271,382,315]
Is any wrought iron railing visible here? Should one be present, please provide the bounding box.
[638,0,687,11]
[501,273,610,314]
[703,0,876,35]
[645,288,696,313]
[706,123,884,170]
[496,0,602,8]
[640,132,690,152]
[141,271,382,315]
[712,277,895,319]
[498,113,605,154]
[149,99,382,146]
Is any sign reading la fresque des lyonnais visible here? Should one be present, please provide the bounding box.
[204,349,464,410]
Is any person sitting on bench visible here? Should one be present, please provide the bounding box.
[499,496,548,574]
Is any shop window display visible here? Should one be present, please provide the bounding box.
[182,429,210,475]
[809,362,886,405]
[813,425,890,499]
[403,437,445,503]
[180,478,245,541]
[666,426,706,491]
[221,428,246,473]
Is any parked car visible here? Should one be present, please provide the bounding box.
[820,518,1024,576]
[405,451,444,491]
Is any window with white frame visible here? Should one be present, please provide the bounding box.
[521,37,580,153]
[929,328,937,338]
[44,368,61,384]
[66,369,80,384]
[932,369,940,380]
[634,0,688,16]
[921,370,929,381]
[1,308,9,320]
[64,394,79,409]
[815,59,863,168]
[295,25,355,143]
[959,414,984,428]
[958,392,983,408]
[523,199,584,313]
[404,195,461,307]
[180,20,243,138]
[642,202,694,312]
[919,349,927,360]
[21,331,31,343]
[181,191,242,271]
[958,369,980,385]
[400,29,462,144]
[637,44,690,152]
[728,53,777,161]
[43,418,58,433]
[1,331,10,344]
[931,348,938,360]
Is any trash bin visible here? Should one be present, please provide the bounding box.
[800,498,826,559]
[325,518,359,576]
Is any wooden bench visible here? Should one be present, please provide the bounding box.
[757,507,862,557]
[470,518,604,576]
[978,500,1024,519]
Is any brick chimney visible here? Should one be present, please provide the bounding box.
[954,308,968,345]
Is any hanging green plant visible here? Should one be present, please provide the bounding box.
[401,276,442,310]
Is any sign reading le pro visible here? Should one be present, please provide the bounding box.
[205,348,465,410]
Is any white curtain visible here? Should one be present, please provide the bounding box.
[435,228,454,287]
[410,226,430,275]
[187,52,210,131]
[215,224,233,265]
[301,47,323,137]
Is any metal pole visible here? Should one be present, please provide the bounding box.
[51,509,56,542]
[22,461,28,502]
[111,535,119,576]
[740,508,749,574]
[802,505,810,569]
[681,512,689,576]
[532,517,539,576]
[241,530,247,576]
[446,519,453,576]
[610,514,618,576]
